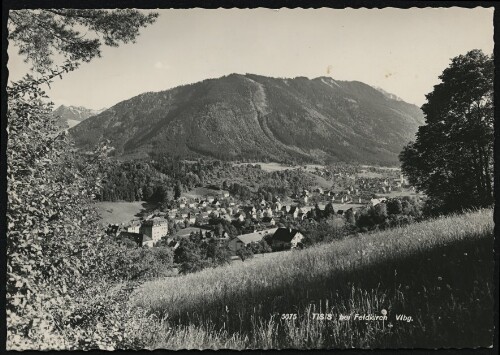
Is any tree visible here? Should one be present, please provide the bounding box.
[386,199,403,215]
[8,9,158,73]
[236,246,254,261]
[400,50,493,214]
[174,181,182,200]
[6,9,158,350]
[324,202,335,217]
[344,209,356,225]
[372,203,388,224]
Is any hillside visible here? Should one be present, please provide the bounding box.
[70,74,424,164]
[53,105,106,129]
[129,209,494,349]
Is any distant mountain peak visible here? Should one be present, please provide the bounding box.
[52,105,106,129]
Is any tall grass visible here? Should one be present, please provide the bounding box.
[127,209,494,349]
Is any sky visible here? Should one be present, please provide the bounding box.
[7,7,494,110]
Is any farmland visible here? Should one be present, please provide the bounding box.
[127,209,494,349]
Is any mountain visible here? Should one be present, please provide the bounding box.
[70,74,424,165]
[53,105,106,129]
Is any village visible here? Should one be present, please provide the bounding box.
[105,166,418,258]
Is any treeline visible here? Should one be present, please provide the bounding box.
[98,157,316,204]
[283,196,424,247]
[98,157,227,203]
[225,168,314,202]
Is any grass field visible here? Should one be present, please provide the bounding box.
[377,190,422,198]
[232,162,301,172]
[357,170,384,178]
[182,187,229,200]
[128,209,494,349]
[95,201,147,225]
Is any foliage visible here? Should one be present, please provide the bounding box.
[301,216,350,246]
[174,236,231,274]
[6,9,158,350]
[355,198,422,231]
[247,239,272,254]
[236,246,254,261]
[400,49,493,215]
[8,9,158,72]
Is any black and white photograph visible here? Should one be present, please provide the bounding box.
[2,3,497,351]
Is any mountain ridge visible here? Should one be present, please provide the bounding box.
[70,73,424,164]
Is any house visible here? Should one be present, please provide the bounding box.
[299,206,312,214]
[228,228,278,254]
[290,206,299,219]
[125,221,141,234]
[370,198,387,206]
[234,212,246,222]
[262,216,276,226]
[207,196,215,203]
[173,218,185,226]
[179,203,186,209]
[119,231,154,248]
[200,212,210,220]
[167,211,177,219]
[301,195,309,204]
[106,224,121,237]
[256,209,264,219]
[139,218,168,242]
[282,205,291,213]
[217,230,230,239]
[269,228,305,250]
[265,208,273,217]
[274,202,282,212]
[168,240,180,250]
[174,226,212,239]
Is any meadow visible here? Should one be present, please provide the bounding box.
[95,201,146,226]
[127,209,494,349]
